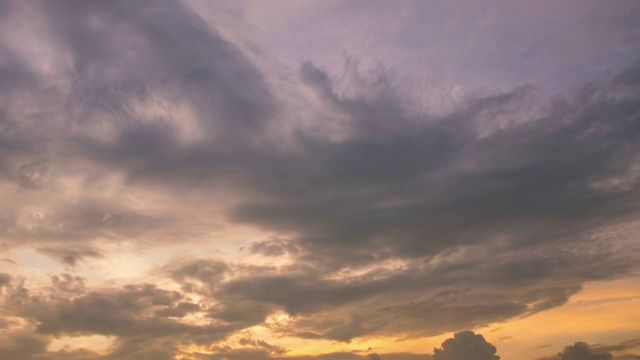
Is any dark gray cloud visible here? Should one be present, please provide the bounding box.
[16,158,54,189]
[535,340,640,360]
[616,356,640,360]
[247,238,300,257]
[557,342,613,360]
[234,61,640,267]
[206,219,632,340]
[0,323,99,360]
[155,301,201,318]
[170,259,229,284]
[220,270,402,316]
[0,272,10,288]
[43,0,277,185]
[536,339,640,360]
[0,0,276,251]
[0,332,49,360]
[432,331,500,360]
[205,59,640,340]
[38,247,103,267]
[30,284,191,337]
[0,202,172,248]
[0,281,239,359]
[2,0,638,263]
[238,338,288,355]
[49,273,85,294]
[168,259,229,295]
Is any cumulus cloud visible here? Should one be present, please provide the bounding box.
[433,331,500,360]
[556,342,613,360]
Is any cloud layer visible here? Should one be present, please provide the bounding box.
[0,0,639,359]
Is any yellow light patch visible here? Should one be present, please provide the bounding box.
[47,334,114,353]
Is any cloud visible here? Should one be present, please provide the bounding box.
[246,238,299,257]
[535,339,640,360]
[0,0,639,358]
[220,270,400,315]
[49,273,85,294]
[28,284,205,338]
[592,339,640,354]
[0,329,102,360]
[38,247,103,267]
[432,331,500,360]
[234,61,640,268]
[0,332,49,360]
[537,339,640,360]
[556,342,613,360]
[209,58,640,340]
[238,338,288,355]
[0,281,240,359]
[0,0,277,252]
[155,301,201,318]
[169,259,229,290]
[0,273,10,288]
[616,356,640,360]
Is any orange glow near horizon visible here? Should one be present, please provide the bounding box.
[168,277,640,360]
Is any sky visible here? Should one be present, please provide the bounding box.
[0,1,639,359]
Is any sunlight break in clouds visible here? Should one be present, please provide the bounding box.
[0,1,639,359]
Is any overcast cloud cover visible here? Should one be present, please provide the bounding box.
[0,1,639,359]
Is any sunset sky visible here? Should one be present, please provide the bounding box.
[0,1,639,359]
